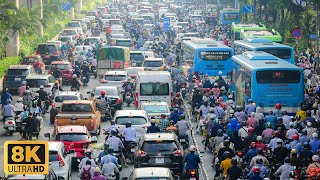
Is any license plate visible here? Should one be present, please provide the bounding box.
[182,88,186,90]
[132,63,136,66]
[180,139,185,142]
[110,107,114,110]
[15,78,21,81]
[151,96,160,101]
[8,127,13,130]
[130,148,135,153]
[44,55,50,58]
[155,157,164,164]
[190,178,196,180]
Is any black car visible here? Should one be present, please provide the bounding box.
[35,43,60,65]
[91,86,123,115]
[134,133,185,176]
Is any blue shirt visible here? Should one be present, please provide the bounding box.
[101,155,118,166]
[244,149,257,164]
[309,138,320,154]
[265,115,276,129]
[1,92,12,106]
[170,113,180,124]
[245,104,256,115]
[184,153,200,170]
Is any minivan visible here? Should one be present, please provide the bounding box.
[35,43,60,65]
[3,65,35,91]
[26,74,55,95]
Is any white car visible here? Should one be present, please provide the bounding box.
[49,142,73,180]
[101,71,128,92]
[139,101,171,120]
[26,74,55,95]
[142,58,167,71]
[114,110,150,138]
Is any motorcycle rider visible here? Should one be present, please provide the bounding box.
[18,81,27,97]
[51,80,63,95]
[184,145,200,178]
[309,132,320,154]
[24,112,41,139]
[157,114,170,132]
[122,121,136,164]
[273,138,288,165]
[52,66,62,86]
[274,157,294,179]
[2,99,16,124]
[1,88,13,107]
[147,119,161,133]
[245,99,256,116]
[70,74,82,91]
[92,167,106,180]
[101,156,119,179]
[73,65,82,78]
[78,149,96,170]
[81,61,90,82]
[306,155,320,178]
[14,98,24,115]
[173,92,184,111]
[250,148,269,167]
[226,157,243,180]
[97,91,112,120]
[122,78,133,100]
[106,130,128,167]
[36,85,49,112]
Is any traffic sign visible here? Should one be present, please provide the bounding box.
[61,3,71,11]
[164,17,171,28]
[242,4,254,13]
[292,28,302,38]
[309,34,318,39]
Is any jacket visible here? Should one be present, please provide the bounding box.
[274,163,294,180]
[92,172,106,180]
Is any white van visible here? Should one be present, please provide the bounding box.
[135,71,173,109]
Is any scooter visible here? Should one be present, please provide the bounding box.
[91,66,97,78]
[125,92,132,107]
[186,169,199,180]
[4,117,16,136]
[178,134,189,149]
[81,76,88,86]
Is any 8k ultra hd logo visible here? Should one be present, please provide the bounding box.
[4,141,49,175]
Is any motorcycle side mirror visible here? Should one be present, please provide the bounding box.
[87,91,91,94]
[44,133,50,139]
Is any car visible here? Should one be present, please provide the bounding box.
[58,35,74,44]
[134,133,185,176]
[61,29,77,39]
[143,51,155,59]
[5,168,58,179]
[111,29,125,35]
[72,19,88,32]
[114,110,150,138]
[109,19,122,26]
[35,43,60,65]
[47,40,62,48]
[45,125,92,164]
[3,65,35,91]
[55,100,101,135]
[126,67,144,80]
[86,11,98,17]
[142,24,154,32]
[48,61,73,83]
[123,167,178,180]
[130,51,145,67]
[83,37,102,45]
[100,70,128,92]
[26,74,55,95]
[50,91,85,124]
[66,21,82,32]
[90,86,123,115]
[142,58,167,71]
[21,55,45,74]
[139,101,171,121]
[48,141,73,180]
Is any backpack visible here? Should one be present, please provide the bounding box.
[308,166,320,180]
[81,166,92,180]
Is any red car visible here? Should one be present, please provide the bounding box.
[45,125,92,164]
[48,61,73,83]
[21,55,45,74]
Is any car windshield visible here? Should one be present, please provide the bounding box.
[116,117,147,125]
[55,96,80,103]
[55,133,89,142]
[140,83,169,96]
[94,88,118,96]
[61,104,92,112]
[87,12,96,16]
[59,37,72,42]
[104,74,127,81]
[50,64,69,70]
[130,54,144,61]
[67,22,80,27]
[136,178,171,180]
[22,58,39,63]
[26,79,48,88]
[49,151,59,162]
[144,105,168,114]
[62,30,76,36]
[37,45,57,54]
[143,61,163,67]
[7,69,29,76]
[142,141,178,154]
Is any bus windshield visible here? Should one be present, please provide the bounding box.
[256,70,300,84]
[199,51,231,61]
[258,48,291,59]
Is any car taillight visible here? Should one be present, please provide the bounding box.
[90,119,94,129]
[3,76,8,81]
[36,52,40,55]
[45,84,51,88]
[116,99,122,104]
[53,51,59,56]
[51,102,55,109]
[101,80,108,83]
[173,149,183,156]
[8,121,13,124]
[136,150,147,157]
[135,92,138,107]
[170,92,174,107]
[57,153,65,167]
[54,119,58,126]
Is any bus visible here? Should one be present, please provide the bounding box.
[220,8,241,25]
[240,29,282,42]
[180,38,234,78]
[231,22,267,40]
[231,51,304,114]
[233,38,295,64]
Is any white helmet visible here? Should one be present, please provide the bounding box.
[22,81,27,85]
[189,145,197,152]
[312,155,319,162]
[312,132,318,138]
[72,74,77,78]
[35,93,39,97]
[257,136,263,141]
[17,97,23,102]
[218,71,222,75]
[91,136,98,142]
[40,85,44,89]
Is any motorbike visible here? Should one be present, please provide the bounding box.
[113,151,122,171]
[81,75,88,86]
[124,141,137,164]
[4,117,16,136]
[91,66,97,78]
[27,132,39,140]
[178,134,188,149]
[180,83,187,99]
[125,92,132,107]
[186,169,199,180]
[107,173,116,180]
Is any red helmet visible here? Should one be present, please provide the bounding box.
[250,142,256,148]
[206,88,211,93]
[253,167,261,174]
[274,131,280,137]
[176,92,181,97]
[248,127,254,134]
[292,134,299,140]
[101,91,106,95]
[275,103,281,110]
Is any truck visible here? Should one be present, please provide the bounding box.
[54,100,101,135]
[97,46,130,77]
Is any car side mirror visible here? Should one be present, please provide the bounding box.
[121,178,128,180]
[44,133,50,139]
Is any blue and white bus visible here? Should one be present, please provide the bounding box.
[220,8,241,25]
[181,38,234,78]
[231,51,304,114]
[233,38,295,64]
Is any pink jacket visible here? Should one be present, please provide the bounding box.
[18,85,26,97]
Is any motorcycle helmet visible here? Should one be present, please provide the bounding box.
[223,151,231,158]
[126,121,132,128]
[107,147,114,154]
[91,136,97,143]
[22,81,27,85]
[189,145,196,152]
[302,129,307,135]
[217,129,223,136]
[231,157,237,166]
[229,109,235,114]
[101,91,106,95]
[250,142,256,148]
[236,106,242,112]
[248,127,254,134]
[275,103,281,109]
[223,140,230,147]
[173,108,179,114]
[218,71,222,76]
[312,155,319,162]
[17,98,23,102]
[72,74,77,78]
[292,134,299,140]
[35,93,39,98]
[111,129,117,136]
[256,136,263,142]
[213,83,218,87]
[284,157,291,163]
[40,85,44,89]
[176,92,181,97]
[312,132,318,138]
[277,138,283,143]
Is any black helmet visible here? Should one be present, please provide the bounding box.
[277,117,283,123]
[257,148,263,155]
[302,129,307,135]
[223,151,231,158]
[241,121,246,126]
[223,140,230,147]
[256,158,263,164]
[231,157,237,166]
[107,147,114,154]
[179,114,185,120]
[307,110,312,116]
[126,121,132,128]
[303,142,309,149]
[104,143,109,150]
[217,129,223,136]
[111,120,115,125]
[236,106,242,112]
[284,157,290,163]
[111,129,117,136]
[173,108,179,114]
